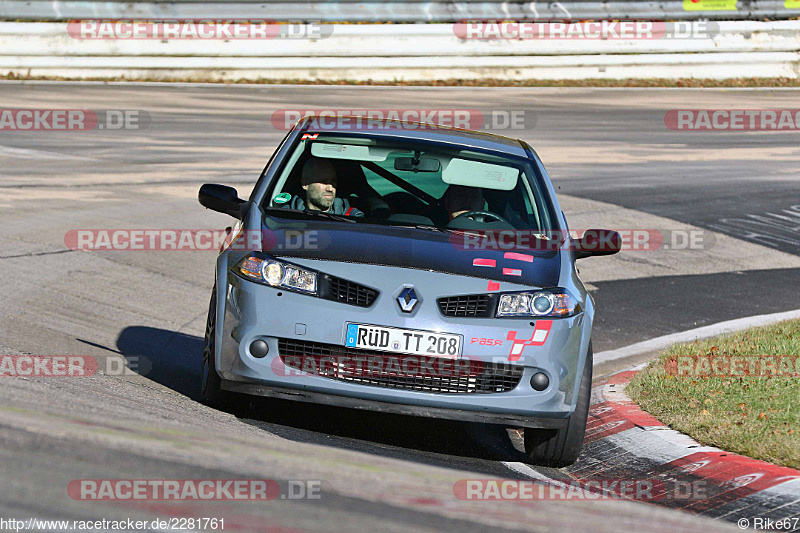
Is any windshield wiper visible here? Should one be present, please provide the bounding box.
[264,208,357,224]
[401,224,454,234]
[302,210,358,223]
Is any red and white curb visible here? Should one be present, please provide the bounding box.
[566,370,800,523]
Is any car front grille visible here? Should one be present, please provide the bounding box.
[278,338,523,394]
[320,275,378,308]
[437,294,494,318]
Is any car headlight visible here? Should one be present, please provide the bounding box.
[237,254,317,294]
[496,290,580,317]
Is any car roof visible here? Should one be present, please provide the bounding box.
[297,115,530,158]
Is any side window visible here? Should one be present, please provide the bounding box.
[253,127,296,203]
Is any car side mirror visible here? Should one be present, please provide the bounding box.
[574,229,622,259]
[198,183,245,219]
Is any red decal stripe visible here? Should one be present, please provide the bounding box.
[504,252,534,262]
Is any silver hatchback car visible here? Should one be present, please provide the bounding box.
[198,116,620,467]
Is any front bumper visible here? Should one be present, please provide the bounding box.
[221,380,569,429]
[215,256,592,424]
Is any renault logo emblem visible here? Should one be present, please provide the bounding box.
[397,287,418,312]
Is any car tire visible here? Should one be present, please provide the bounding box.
[201,283,234,409]
[524,342,592,468]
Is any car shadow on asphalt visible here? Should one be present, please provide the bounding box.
[238,396,532,469]
[116,325,203,398]
[114,325,534,472]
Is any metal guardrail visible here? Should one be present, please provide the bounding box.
[0,0,799,22]
[1,21,798,80]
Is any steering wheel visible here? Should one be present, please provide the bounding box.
[448,210,511,226]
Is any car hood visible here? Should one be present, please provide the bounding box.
[261,218,562,287]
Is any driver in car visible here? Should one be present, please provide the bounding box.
[280,158,364,217]
[443,185,485,220]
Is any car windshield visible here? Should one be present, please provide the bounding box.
[264,133,554,232]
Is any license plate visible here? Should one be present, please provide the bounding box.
[345,323,462,359]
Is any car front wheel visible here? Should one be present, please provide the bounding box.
[524,343,592,467]
[201,283,234,409]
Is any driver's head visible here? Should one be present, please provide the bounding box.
[443,185,484,220]
[301,158,338,211]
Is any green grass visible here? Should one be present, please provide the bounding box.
[3,72,800,87]
[626,319,800,469]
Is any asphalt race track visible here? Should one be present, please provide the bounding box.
[1,82,799,532]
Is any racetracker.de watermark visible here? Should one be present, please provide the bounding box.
[64,228,710,253]
[453,20,719,40]
[0,355,151,377]
[0,355,97,377]
[665,354,800,377]
[0,109,150,131]
[665,109,800,130]
[67,20,332,39]
[453,478,709,501]
[68,479,325,500]
[63,229,323,252]
[449,229,709,252]
[272,354,509,378]
[272,109,536,131]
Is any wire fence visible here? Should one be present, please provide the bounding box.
[2,21,798,80]
[1,0,799,22]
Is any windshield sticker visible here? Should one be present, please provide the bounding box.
[273,192,292,204]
